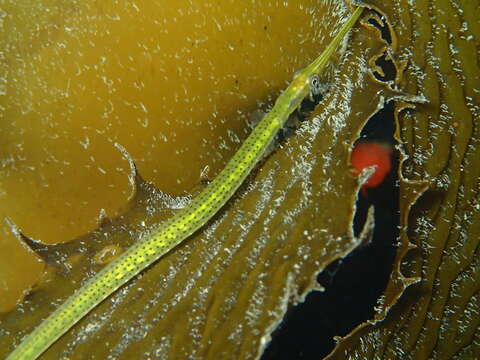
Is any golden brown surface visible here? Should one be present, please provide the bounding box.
[1,0,478,359]
[327,0,480,359]
[1,1,386,358]
[0,0,348,313]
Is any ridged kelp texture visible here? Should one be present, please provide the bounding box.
[0,3,392,359]
[0,0,355,313]
[327,1,480,359]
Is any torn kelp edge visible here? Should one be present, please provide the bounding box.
[325,8,431,357]
[4,217,80,269]
[113,142,138,201]
[5,217,50,261]
[114,142,192,211]
[257,30,386,360]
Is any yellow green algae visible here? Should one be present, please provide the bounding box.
[0,0,387,358]
[1,0,350,313]
[3,0,477,359]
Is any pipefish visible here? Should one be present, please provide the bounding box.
[6,6,363,359]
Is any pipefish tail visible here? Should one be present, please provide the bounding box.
[7,7,363,360]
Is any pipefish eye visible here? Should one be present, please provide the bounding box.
[309,74,322,96]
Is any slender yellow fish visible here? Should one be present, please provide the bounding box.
[7,7,363,360]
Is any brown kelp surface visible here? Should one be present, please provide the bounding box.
[0,0,349,313]
[327,0,480,359]
[0,1,391,359]
[2,0,478,359]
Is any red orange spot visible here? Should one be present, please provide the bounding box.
[351,142,392,195]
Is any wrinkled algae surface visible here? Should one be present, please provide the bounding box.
[1,0,479,359]
[327,1,480,359]
[0,0,348,313]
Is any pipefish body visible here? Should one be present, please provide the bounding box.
[7,7,363,360]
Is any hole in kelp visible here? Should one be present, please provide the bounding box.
[262,102,399,360]
[364,10,396,86]
[371,52,397,84]
[367,14,392,45]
